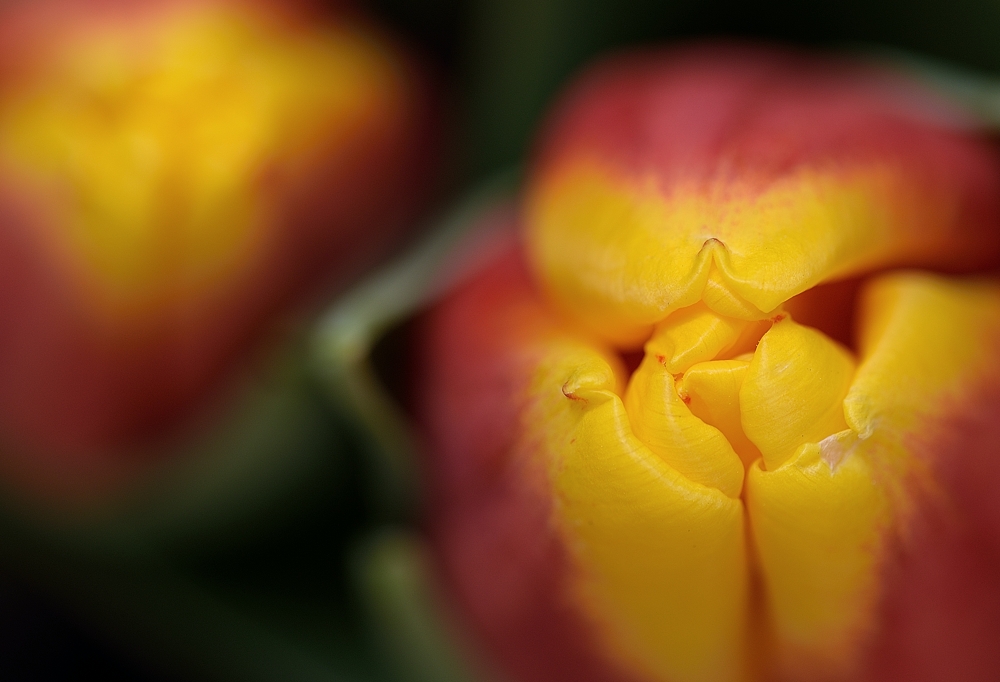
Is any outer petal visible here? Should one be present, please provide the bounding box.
[418,246,748,682]
[0,0,436,491]
[859,356,1000,682]
[525,45,1000,344]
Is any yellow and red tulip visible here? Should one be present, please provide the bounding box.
[416,46,1000,682]
[0,0,435,496]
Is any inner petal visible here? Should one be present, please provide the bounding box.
[741,316,856,470]
[624,302,857,491]
[678,359,761,469]
[625,352,745,497]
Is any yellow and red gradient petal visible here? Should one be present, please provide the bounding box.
[0,0,436,492]
[747,273,1000,680]
[417,230,1000,680]
[419,245,748,682]
[860,367,1000,682]
[525,45,1000,345]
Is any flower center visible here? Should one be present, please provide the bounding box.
[623,282,858,497]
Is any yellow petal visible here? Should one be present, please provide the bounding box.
[845,272,1000,439]
[624,310,750,496]
[741,316,856,470]
[624,352,745,497]
[678,359,761,469]
[526,334,748,682]
[644,302,765,374]
[527,161,986,344]
[746,272,1000,677]
[745,443,886,679]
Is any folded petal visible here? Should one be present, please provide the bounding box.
[526,45,1000,344]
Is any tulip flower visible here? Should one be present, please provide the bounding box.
[0,0,435,498]
[416,46,1000,682]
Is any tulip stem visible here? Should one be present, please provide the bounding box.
[313,169,520,522]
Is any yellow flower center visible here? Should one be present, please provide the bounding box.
[626,301,856,498]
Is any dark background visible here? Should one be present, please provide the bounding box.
[368,0,1000,179]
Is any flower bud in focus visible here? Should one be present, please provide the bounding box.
[416,46,1000,682]
[0,0,436,498]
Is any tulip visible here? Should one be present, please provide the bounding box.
[416,46,1000,682]
[0,0,435,498]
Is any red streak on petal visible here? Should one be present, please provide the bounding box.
[861,359,1000,682]
[561,383,588,402]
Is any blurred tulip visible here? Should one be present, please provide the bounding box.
[0,0,436,499]
[416,46,1000,682]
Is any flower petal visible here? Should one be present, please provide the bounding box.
[526,46,1000,344]
[741,316,856,470]
[746,273,1000,677]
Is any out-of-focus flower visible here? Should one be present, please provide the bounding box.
[416,46,1000,682]
[0,0,435,497]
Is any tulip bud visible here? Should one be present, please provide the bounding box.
[0,0,435,497]
[416,46,1000,682]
